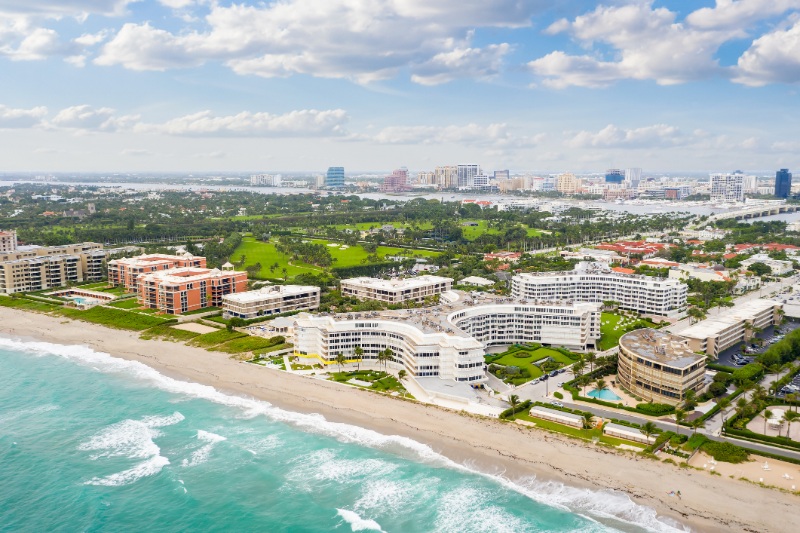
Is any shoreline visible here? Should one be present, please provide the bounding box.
[1,307,796,532]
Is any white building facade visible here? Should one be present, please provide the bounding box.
[511,262,687,317]
[222,285,320,319]
[710,172,745,203]
[340,275,453,304]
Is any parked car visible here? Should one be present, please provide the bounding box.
[550,400,564,408]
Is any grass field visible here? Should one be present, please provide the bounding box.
[232,236,440,279]
[512,412,646,448]
[213,335,284,354]
[489,346,577,385]
[599,312,657,351]
[190,329,247,347]
[109,298,142,309]
[58,306,169,331]
[0,296,61,313]
[140,324,201,342]
[460,220,542,240]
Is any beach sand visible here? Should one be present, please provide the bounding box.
[1,307,797,533]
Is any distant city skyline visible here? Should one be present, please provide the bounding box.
[0,1,798,172]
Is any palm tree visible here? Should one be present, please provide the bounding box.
[281,267,288,281]
[572,359,586,380]
[691,418,705,434]
[764,409,773,434]
[585,352,597,374]
[335,352,345,373]
[640,421,657,443]
[398,369,407,381]
[353,346,363,372]
[508,394,520,412]
[581,412,595,430]
[787,393,798,413]
[595,378,607,394]
[675,409,686,435]
[784,411,800,438]
[382,348,393,371]
[683,389,697,411]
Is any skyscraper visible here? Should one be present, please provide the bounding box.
[605,169,624,183]
[325,167,345,188]
[382,168,409,192]
[710,172,744,203]
[457,164,479,189]
[625,168,642,189]
[775,169,792,198]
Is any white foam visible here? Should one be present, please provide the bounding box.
[336,509,385,532]
[85,455,170,487]
[0,403,59,424]
[434,486,536,533]
[286,449,399,487]
[2,336,689,532]
[182,430,227,467]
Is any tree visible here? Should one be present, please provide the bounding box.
[640,421,657,442]
[581,412,595,430]
[382,348,393,371]
[595,378,606,393]
[281,267,288,281]
[784,411,800,438]
[675,409,686,434]
[508,394,520,411]
[764,409,773,434]
[691,418,705,434]
[335,352,345,373]
[398,369,407,381]
[683,390,697,411]
[585,352,597,373]
[353,346,363,372]
[747,262,772,276]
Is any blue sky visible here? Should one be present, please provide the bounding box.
[0,0,798,174]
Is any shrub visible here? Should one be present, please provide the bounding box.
[553,391,563,400]
[732,363,764,385]
[635,403,675,416]
[701,440,749,463]
[500,399,532,419]
[686,434,708,451]
[713,371,733,384]
[513,352,532,358]
[709,382,728,397]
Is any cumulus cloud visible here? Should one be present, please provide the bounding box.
[95,0,540,83]
[734,20,800,85]
[529,2,739,87]
[143,109,349,137]
[566,124,689,149]
[0,0,136,17]
[52,104,116,129]
[0,104,47,128]
[686,0,800,30]
[371,122,544,148]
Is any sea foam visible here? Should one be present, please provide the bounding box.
[182,430,227,467]
[1,336,689,532]
[336,509,385,532]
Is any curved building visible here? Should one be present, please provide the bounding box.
[512,262,687,317]
[617,329,706,405]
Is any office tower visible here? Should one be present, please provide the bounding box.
[457,164,479,189]
[605,169,624,183]
[625,168,642,189]
[710,172,744,202]
[325,167,345,188]
[494,170,510,180]
[775,169,792,198]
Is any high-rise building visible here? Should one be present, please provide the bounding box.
[435,166,457,189]
[494,170,510,180]
[250,174,282,187]
[625,168,642,189]
[382,168,409,192]
[710,172,744,203]
[325,167,345,188]
[605,169,624,183]
[556,173,579,195]
[457,164,479,189]
[0,229,17,253]
[775,169,792,198]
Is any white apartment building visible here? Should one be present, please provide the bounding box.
[250,174,282,186]
[680,299,782,357]
[340,275,453,304]
[710,172,745,203]
[222,285,320,319]
[294,316,487,383]
[512,262,688,317]
[448,302,601,351]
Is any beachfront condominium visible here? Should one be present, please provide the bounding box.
[222,285,321,319]
[340,275,453,304]
[138,266,248,314]
[0,241,124,294]
[448,302,601,352]
[108,253,207,293]
[0,229,17,252]
[678,299,782,358]
[511,262,688,317]
[710,172,745,203]
[294,315,487,383]
[325,167,345,188]
[617,328,706,405]
[775,169,792,199]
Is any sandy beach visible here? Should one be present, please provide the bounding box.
[1,307,797,533]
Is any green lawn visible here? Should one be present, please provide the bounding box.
[460,220,542,240]
[512,412,646,448]
[599,312,657,351]
[109,298,142,309]
[232,236,440,279]
[214,335,284,354]
[0,296,61,313]
[140,324,201,342]
[57,306,169,331]
[190,329,247,347]
[329,370,407,394]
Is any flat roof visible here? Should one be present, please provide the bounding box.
[141,266,243,283]
[530,406,583,422]
[341,275,453,291]
[680,299,779,340]
[222,285,319,304]
[620,328,704,368]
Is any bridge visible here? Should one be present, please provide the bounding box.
[706,203,800,223]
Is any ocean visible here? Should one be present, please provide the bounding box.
[0,337,687,533]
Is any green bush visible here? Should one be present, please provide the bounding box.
[709,382,728,397]
[635,403,675,416]
[686,434,708,451]
[713,371,733,384]
[500,399,532,419]
[553,391,563,400]
[701,440,749,463]
[731,363,764,384]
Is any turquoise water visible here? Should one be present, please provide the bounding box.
[587,389,623,401]
[0,337,685,533]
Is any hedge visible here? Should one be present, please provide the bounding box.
[707,362,737,373]
[634,403,675,416]
[553,391,563,400]
[500,399,532,419]
[564,378,675,416]
[731,363,765,384]
[701,439,749,463]
[724,426,800,451]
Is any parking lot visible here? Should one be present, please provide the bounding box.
[776,373,800,399]
[715,320,800,368]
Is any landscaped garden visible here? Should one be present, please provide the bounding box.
[485,344,579,385]
[599,311,658,351]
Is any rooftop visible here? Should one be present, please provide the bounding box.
[140,266,244,283]
[341,275,453,291]
[222,285,319,304]
[680,299,780,340]
[620,328,704,368]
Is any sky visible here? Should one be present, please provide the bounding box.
[0,0,799,174]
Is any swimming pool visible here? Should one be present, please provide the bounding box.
[587,388,622,401]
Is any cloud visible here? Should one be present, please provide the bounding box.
[51,104,116,129]
[529,2,739,87]
[144,109,349,137]
[95,0,541,83]
[566,124,689,149]
[371,122,544,148]
[734,19,800,85]
[0,0,137,18]
[686,0,800,30]
[0,104,47,128]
